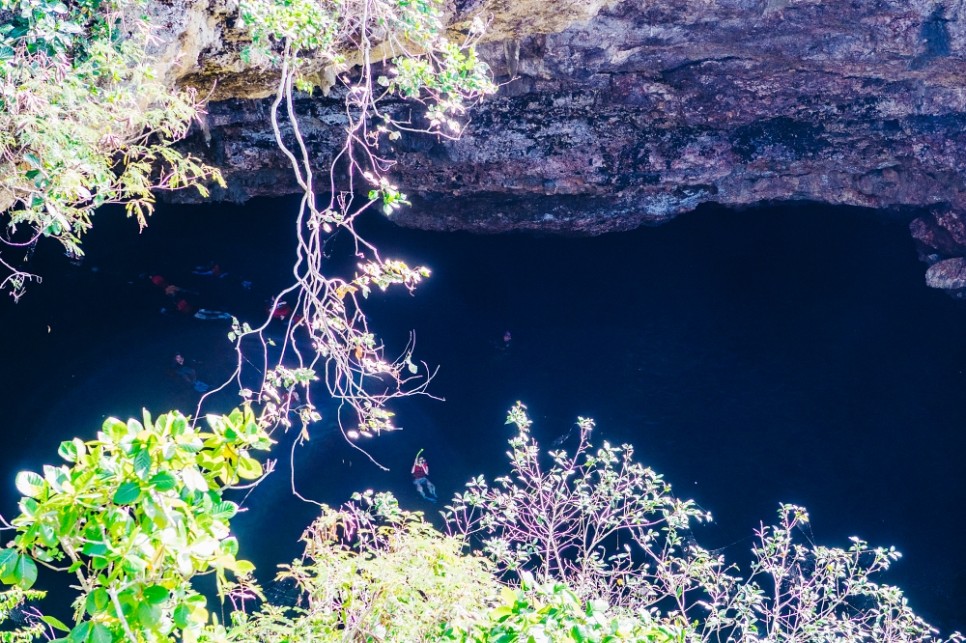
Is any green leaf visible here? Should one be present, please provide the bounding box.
[233,559,256,575]
[211,501,238,522]
[102,418,127,442]
[170,415,187,436]
[86,588,110,617]
[19,497,38,518]
[112,481,141,505]
[38,524,56,547]
[41,615,70,632]
[59,509,78,538]
[149,471,176,491]
[15,471,45,498]
[173,604,191,629]
[122,552,148,575]
[0,549,19,584]
[68,622,91,643]
[137,601,161,628]
[220,537,238,557]
[89,623,112,643]
[236,454,263,480]
[12,554,37,589]
[133,449,151,478]
[57,440,78,463]
[143,584,169,605]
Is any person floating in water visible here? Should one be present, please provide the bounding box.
[491,330,513,354]
[192,261,228,278]
[172,354,209,393]
[267,299,304,325]
[193,309,233,320]
[411,454,437,502]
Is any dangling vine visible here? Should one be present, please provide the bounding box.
[213,0,495,472]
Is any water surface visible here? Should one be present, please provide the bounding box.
[1,199,963,633]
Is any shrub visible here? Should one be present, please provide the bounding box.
[445,403,962,643]
[229,491,499,642]
[1,408,270,642]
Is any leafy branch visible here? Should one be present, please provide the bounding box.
[0,0,224,299]
[1,408,271,642]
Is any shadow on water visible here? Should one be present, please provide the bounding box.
[0,199,964,633]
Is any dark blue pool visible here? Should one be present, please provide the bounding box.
[1,199,963,634]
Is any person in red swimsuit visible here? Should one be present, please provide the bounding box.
[411,455,437,502]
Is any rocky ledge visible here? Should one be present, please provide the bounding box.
[167,0,966,295]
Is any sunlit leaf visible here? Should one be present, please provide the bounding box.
[133,449,152,478]
[11,554,36,589]
[211,501,238,522]
[0,549,19,584]
[182,466,208,493]
[149,471,176,491]
[137,600,161,628]
[112,481,141,505]
[57,440,78,463]
[236,455,262,480]
[41,614,70,632]
[15,471,45,498]
[173,604,191,629]
[90,623,113,643]
[86,588,110,617]
[143,585,169,605]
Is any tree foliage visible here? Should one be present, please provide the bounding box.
[0,406,959,642]
[0,0,223,298]
[1,408,270,642]
[446,403,710,611]
[442,580,683,643]
[445,404,962,643]
[229,491,500,642]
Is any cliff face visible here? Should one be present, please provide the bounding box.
[167,0,966,295]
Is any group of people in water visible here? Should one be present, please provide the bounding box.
[149,261,307,328]
[149,271,235,320]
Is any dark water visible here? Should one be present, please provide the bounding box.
[0,199,964,634]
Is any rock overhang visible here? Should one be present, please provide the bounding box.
[159,0,966,294]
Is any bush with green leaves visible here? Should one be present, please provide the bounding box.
[0,407,271,642]
[441,579,684,643]
[228,490,680,643]
[229,490,500,642]
[0,404,961,642]
[445,404,962,643]
[0,0,223,298]
[445,402,712,613]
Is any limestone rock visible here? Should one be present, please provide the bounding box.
[160,0,966,291]
[925,257,966,294]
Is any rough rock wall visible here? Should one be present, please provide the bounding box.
[168,0,966,295]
